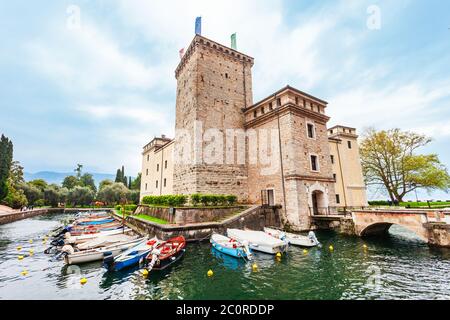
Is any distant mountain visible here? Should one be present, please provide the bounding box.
[24,171,117,186]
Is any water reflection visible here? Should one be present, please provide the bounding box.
[0,214,449,300]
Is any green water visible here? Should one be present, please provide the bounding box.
[0,213,449,300]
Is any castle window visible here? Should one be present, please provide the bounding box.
[164,178,167,187]
[145,183,147,191]
[348,141,352,149]
[333,173,337,181]
[156,180,158,188]
[261,107,265,114]
[277,98,281,107]
[269,102,273,110]
[310,155,319,172]
[330,130,333,134]
[146,169,149,176]
[253,110,257,118]
[336,194,341,204]
[147,155,149,162]
[331,155,335,164]
[307,123,315,139]
[157,164,160,172]
[225,73,228,79]
[295,97,299,105]
[165,160,168,169]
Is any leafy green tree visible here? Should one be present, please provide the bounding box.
[9,161,25,187]
[80,173,97,193]
[99,179,113,191]
[19,182,43,205]
[360,128,450,202]
[44,185,62,207]
[62,175,79,190]
[131,173,141,190]
[4,179,27,209]
[115,168,122,183]
[0,134,13,201]
[29,179,48,192]
[67,186,95,206]
[74,164,83,179]
[97,182,130,205]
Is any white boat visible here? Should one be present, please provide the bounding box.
[63,237,145,265]
[64,228,133,245]
[264,227,320,248]
[76,234,139,251]
[226,229,289,255]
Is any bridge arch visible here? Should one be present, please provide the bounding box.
[359,222,428,242]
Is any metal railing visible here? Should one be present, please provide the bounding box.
[309,206,350,217]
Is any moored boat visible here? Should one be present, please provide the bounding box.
[62,237,145,265]
[210,234,252,260]
[65,228,133,245]
[227,229,288,255]
[145,236,186,271]
[104,237,161,271]
[264,227,320,248]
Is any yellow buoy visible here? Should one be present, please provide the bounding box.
[329,245,334,251]
[252,263,258,272]
[141,269,149,277]
[303,249,308,255]
[363,244,368,250]
[18,255,24,260]
[17,246,22,251]
[29,249,34,256]
[29,239,33,244]
[80,278,87,285]
[276,252,282,258]
[21,270,28,276]
[207,270,214,277]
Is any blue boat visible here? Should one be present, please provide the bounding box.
[77,218,115,226]
[104,237,160,272]
[210,234,252,260]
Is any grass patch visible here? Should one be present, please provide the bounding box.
[113,210,169,225]
[134,214,169,225]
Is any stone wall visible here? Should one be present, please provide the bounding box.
[134,205,247,224]
[126,205,281,242]
[0,208,111,225]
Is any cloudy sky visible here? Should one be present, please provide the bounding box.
[1,0,449,199]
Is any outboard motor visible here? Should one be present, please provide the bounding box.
[242,240,252,261]
[103,252,115,271]
[308,231,320,247]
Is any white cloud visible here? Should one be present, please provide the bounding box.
[25,21,160,94]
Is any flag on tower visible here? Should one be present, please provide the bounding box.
[195,17,202,35]
[179,48,185,59]
[231,33,237,50]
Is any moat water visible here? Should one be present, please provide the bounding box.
[0,213,449,300]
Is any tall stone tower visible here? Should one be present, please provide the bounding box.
[173,35,254,201]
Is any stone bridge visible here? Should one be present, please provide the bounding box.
[352,209,450,247]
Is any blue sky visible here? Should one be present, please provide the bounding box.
[0,0,449,199]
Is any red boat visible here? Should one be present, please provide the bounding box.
[145,236,186,271]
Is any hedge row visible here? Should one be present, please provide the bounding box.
[191,194,237,206]
[142,195,188,207]
[141,194,238,207]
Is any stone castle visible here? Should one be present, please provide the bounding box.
[140,34,367,230]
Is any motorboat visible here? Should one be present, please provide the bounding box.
[210,234,252,260]
[226,229,288,254]
[264,227,320,248]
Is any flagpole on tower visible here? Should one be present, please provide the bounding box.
[195,16,202,35]
[231,33,237,50]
